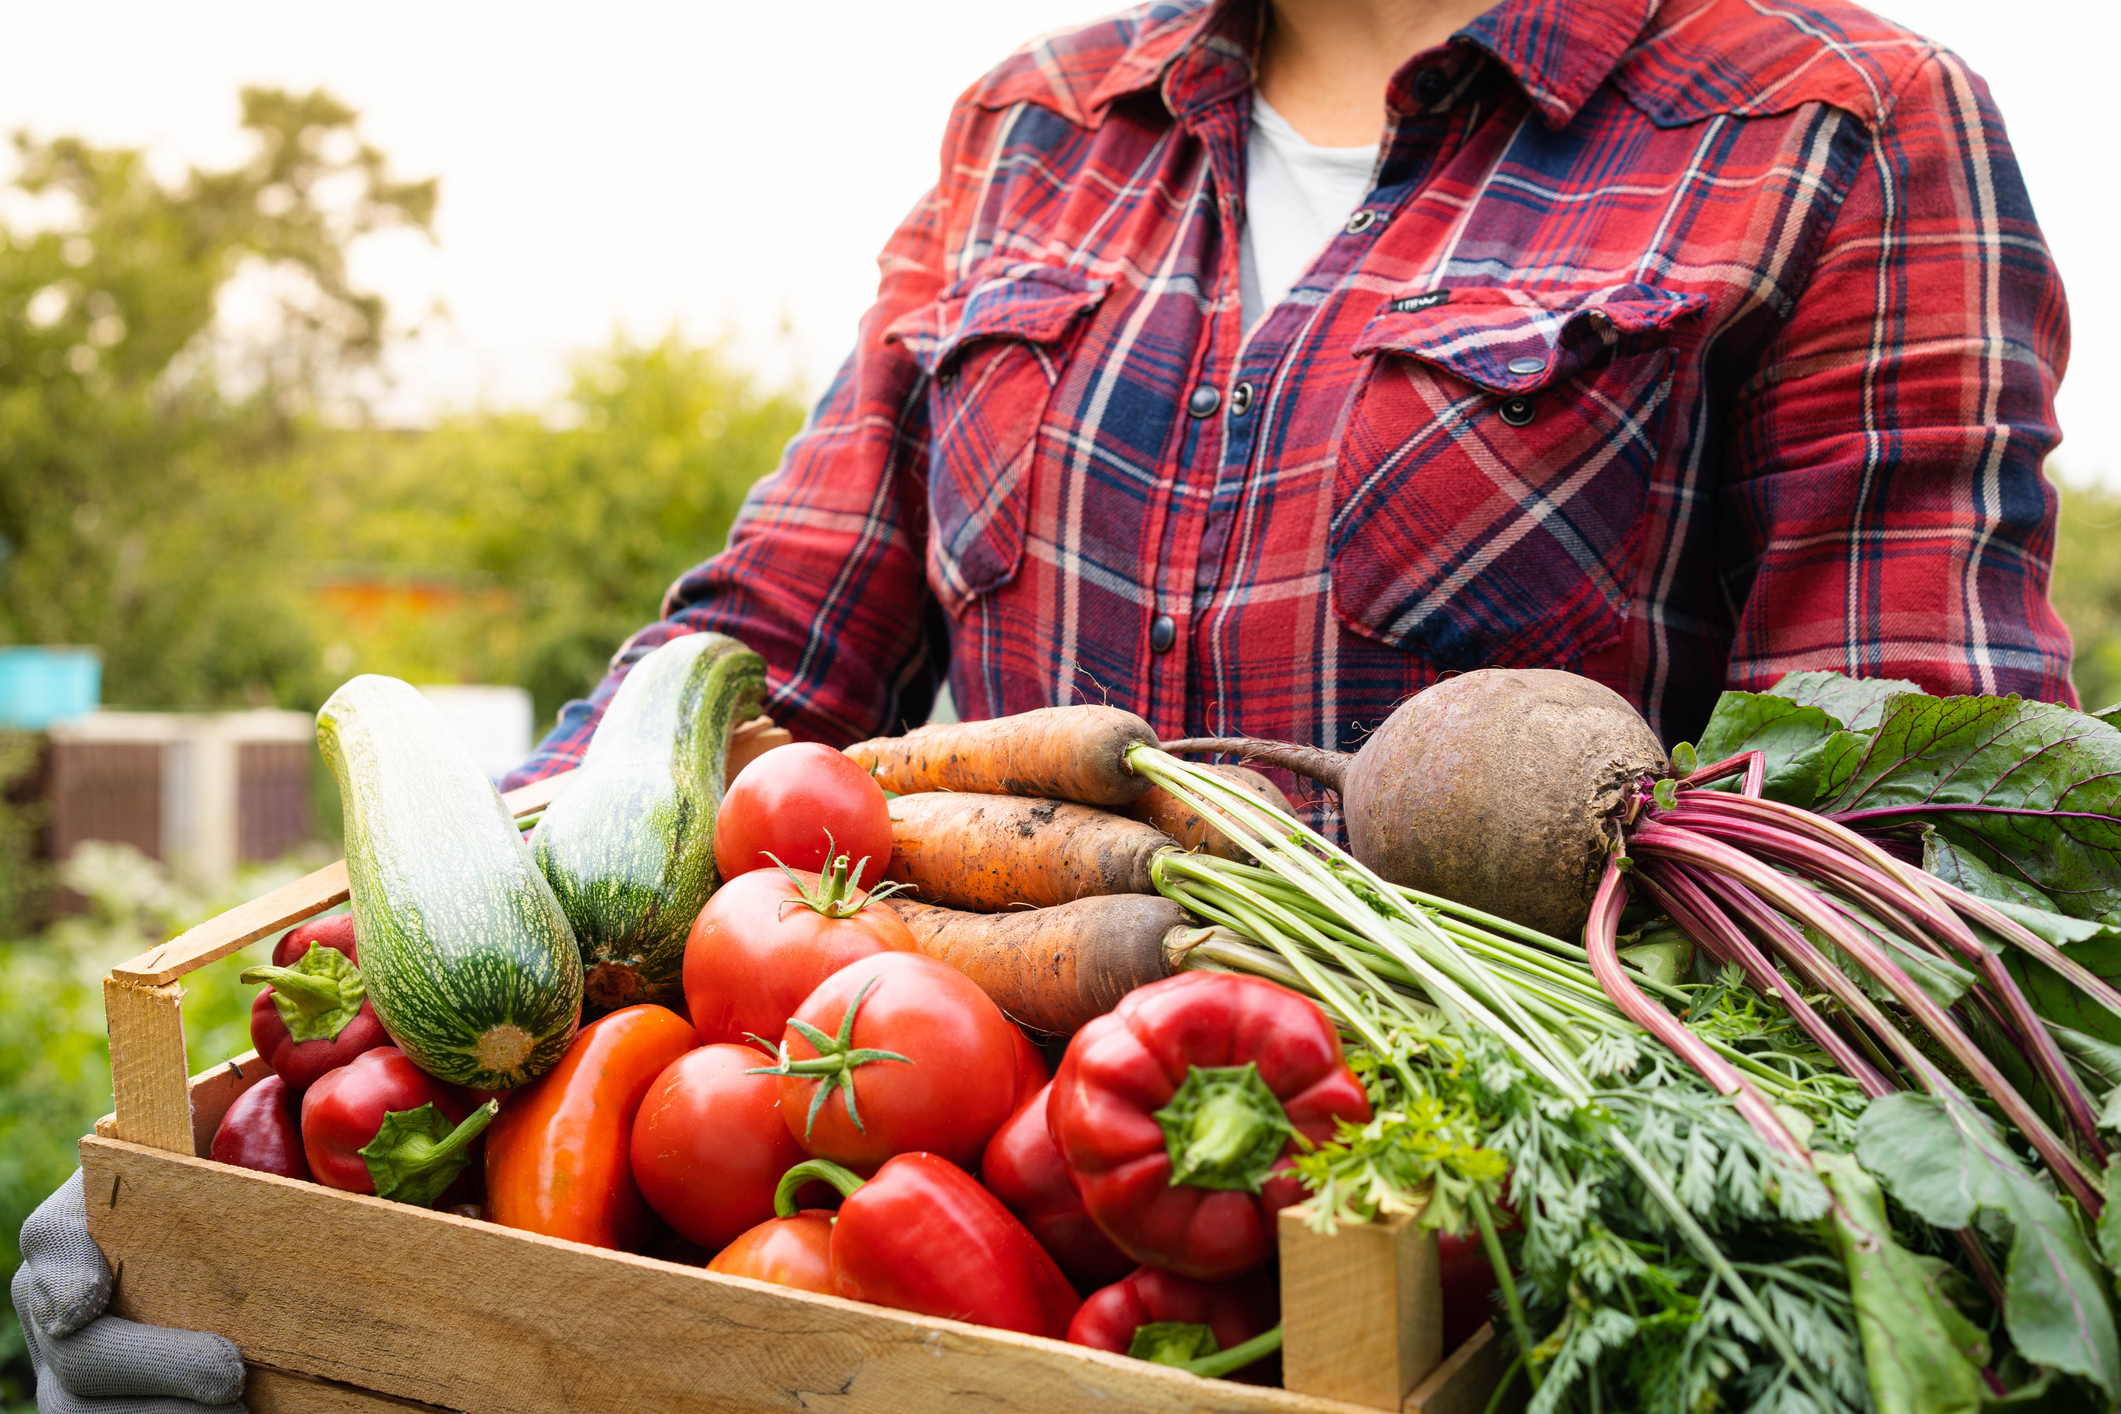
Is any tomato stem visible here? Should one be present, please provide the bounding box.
[746,975,911,1138]
[766,829,913,918]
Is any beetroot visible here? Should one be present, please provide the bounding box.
[1169,669,1666,938]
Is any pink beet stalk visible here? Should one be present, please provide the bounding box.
[1584,860,1811,1162]
[1662,799,2110,1160]
[1630,821,2103,1213]
[1636,862,1894,1097]
[1678,749,1767,797]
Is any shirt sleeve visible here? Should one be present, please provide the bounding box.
[503,135,960,790]
[1717,48,2075,706]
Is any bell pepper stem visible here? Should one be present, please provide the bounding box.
[238,965,341,1015]
[1177,1326,1282,1380]
[360,1101,498,1208]
[239,943,366,1042]
[774,1157,866,1218]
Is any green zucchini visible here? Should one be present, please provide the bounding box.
[530,632,766,1013]
[318,676,583,1089]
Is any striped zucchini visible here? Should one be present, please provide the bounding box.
[530,632,766,1013]
[318,676,583,1089]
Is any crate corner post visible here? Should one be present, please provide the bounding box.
[1277,1201,1442,1411]
[102,974,193,1155]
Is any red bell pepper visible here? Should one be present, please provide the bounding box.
[301,1047,496,1206]
[241,915,389,1094]
[276,914,356,965]
[1069,1266,1281,1382]
[980,1082,1133,1290]
[775,1152,1080,1338]
[1049,972,1370,1279]
[209,1074,310,1181]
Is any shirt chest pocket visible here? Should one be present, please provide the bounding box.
[1330,285,1705,669]
[886,262,1106,617]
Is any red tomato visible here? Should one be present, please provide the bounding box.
[773,952,1018,1171]
[684,865,918,1048]
[631,1044,812,1249]
[707,1211,837,1295]
[713,743,892,880]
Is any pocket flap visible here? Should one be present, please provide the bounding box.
[885,262,1108,376]
[1352,284,1707,394]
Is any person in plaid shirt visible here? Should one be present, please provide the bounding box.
[506,0,2073,818]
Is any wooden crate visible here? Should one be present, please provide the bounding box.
[80,731,1513,1414]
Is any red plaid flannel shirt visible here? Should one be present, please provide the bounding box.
[508,0,2074,813]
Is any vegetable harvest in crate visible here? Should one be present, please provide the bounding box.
[191,634,2121,1413]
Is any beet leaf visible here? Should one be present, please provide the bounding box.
[1819,694,2121,925]
[1815,1153,1989,1414]
[1855,1091,2121,1398]
[1767,670,1924,731]
[1691,693,1849,805]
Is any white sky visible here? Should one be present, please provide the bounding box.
[1,0,2114,485]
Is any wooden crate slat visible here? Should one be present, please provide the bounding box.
[246,1365,460,1414]
[83,1135,1380,1414]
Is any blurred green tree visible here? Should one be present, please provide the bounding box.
[304,334,805,726]
[0,88,434,711]
[2053,476,2121,713]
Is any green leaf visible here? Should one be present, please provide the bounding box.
[1856,1091,2121,1395]
[1822,695,2121,926]
[1692,692,1846,803]
[2100,1160,2121,1279]
[1617,936,1691,987]
[1768,670,1927,731]
[1816,1152,1988,1414]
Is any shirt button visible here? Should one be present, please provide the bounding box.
[1506,356,1546,376]
[1345,210,1377,235]
[1187,385,1221,418]
[1499,395,1536,428]
[1413,68,1448,105]
[1150,615,1178,653]
[1230,381,1255,416]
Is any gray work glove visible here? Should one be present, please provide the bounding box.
[12,1171,246,1413]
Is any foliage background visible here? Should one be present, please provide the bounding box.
[0,86,2116,1411]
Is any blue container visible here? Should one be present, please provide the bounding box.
[0,647,101,729]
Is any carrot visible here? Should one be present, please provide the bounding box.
[844,705,1157,807]
[884,894,1196,1034]
[1127,764,1293,860]
[884,792,1174,912]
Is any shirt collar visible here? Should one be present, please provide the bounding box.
[1067,0,1659,131]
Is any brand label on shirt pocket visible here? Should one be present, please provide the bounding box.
[1329,284,1706,669]
[885,262,1107,616]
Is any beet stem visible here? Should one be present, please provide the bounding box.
[1584,860,1811,1161]
[1665,800,2110,1161]
[1630,822,2103,1213]
[1635,862,1895,1097]
[1156,737,1351,794]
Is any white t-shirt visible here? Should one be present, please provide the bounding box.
[1239,94,1380,330]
